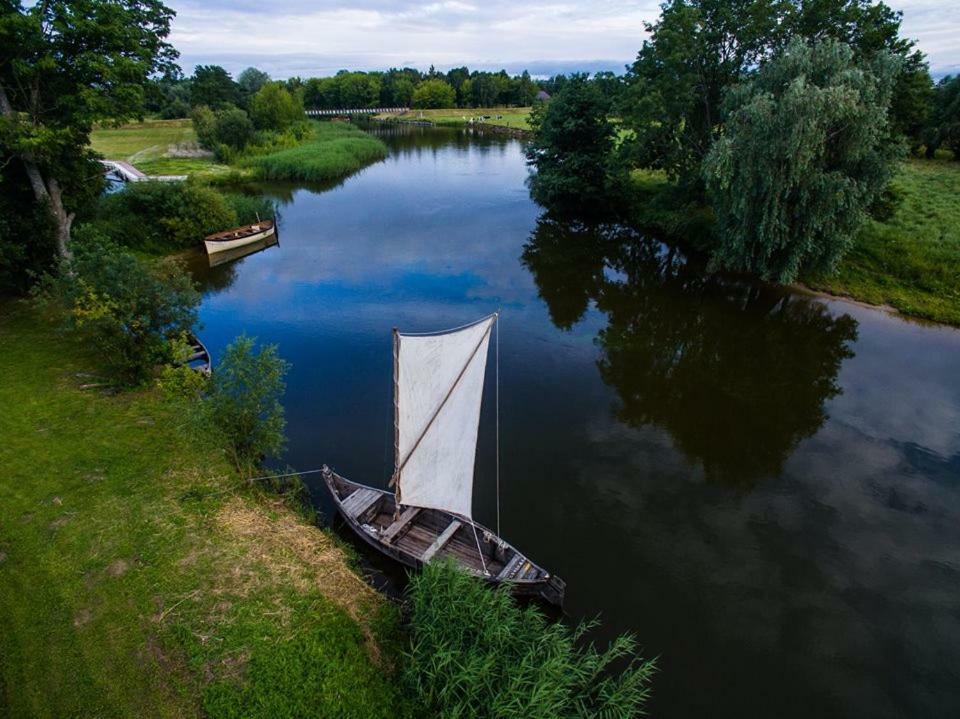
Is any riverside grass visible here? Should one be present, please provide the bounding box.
[249,122,387,182]
[404,562,656,719]
[627,158,960,326]
[805,158,960,325]
[0,302,410,718]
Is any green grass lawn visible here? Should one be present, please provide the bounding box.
[0,302,408,718]
[627,159,960,326]
[90,119,228,177]
[805,158,960,325]
[377,107,533,131]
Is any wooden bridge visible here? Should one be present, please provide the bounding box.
[100,160,185,183]
[305,107,408,117]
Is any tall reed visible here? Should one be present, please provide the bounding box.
[404,561,656,718]
[250,123,387,182]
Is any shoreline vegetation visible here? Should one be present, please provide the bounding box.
[374,107,533,132]
[91,118,388,185]
[625,157,960,327]
[0,302,407,718]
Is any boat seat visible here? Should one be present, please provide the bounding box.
[496,553,525,581]
[341,488,380,520]
[382,506,421,543]
[421,520,462,563]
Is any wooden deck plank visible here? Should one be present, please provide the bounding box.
[342,488,380,519]
[382,506,421,543]
[421,520,462,563]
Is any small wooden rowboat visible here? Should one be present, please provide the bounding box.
[323,466,565,605]
[183,332,211,375]
[203,220,276,256]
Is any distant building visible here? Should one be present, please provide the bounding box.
[536,90,551,102]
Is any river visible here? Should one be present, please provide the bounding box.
[190,124,960,719]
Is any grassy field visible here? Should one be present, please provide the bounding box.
[90,119,229,177]
[805,158,960,325]
[376,107,533,131]
[0,302,408,718]
[626,159,960,326]
[249,122,387,182]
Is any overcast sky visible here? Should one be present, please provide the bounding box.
[167,0,960,79]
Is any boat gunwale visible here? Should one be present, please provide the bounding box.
[322,466,549,586]
[204,219,276,243]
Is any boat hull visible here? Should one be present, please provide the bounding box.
[321,466,565,606]
[204,225,276,255]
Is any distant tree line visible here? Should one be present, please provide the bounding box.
[527,0,960,286]
[147,64,554,118]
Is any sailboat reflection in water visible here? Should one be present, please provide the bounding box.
[323,313,565,606]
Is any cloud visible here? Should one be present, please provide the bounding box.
[166,1,959,78]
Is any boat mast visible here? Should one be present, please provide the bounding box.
[390,327,401,503]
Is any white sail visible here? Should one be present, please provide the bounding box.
[394,315,496,519]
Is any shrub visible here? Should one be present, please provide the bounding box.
[93,180,239,251]
[88,181,274,252]
[404,562,656,719]
[412,78,456,109]
[191,104,218,149]
[703,39,903,282]
[206,335,289,473]
[214,105,255,152]
[41,233,199,384]
[249,82,304,132]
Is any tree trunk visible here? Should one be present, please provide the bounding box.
[0,83,75,260]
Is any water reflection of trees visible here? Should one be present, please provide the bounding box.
[522,216,859,488]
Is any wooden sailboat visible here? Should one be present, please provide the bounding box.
[323,313,565,606]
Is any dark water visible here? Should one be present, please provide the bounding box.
[191,125,960,719]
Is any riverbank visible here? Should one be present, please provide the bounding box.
[375,106,532,132]
[627,158,960,327]
[0,302,407,718]
[91,119,388,183]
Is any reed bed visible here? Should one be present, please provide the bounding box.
[250,123,387,182]
[404,562,656,719]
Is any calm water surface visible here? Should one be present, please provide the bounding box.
[191,125,960,719]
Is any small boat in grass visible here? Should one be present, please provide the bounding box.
[203,218,277,257]
[180,332,211,375]
[323,313,566,606]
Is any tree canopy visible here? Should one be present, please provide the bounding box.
[703,39,902,282]
[525,75,621,216]
[411,78,456,109]
[0,0,177,262]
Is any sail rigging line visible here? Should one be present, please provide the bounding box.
[390,315,497,493]
[471,522,489,575]
[398,312,498,337]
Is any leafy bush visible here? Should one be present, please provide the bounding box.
[412,78,456,109]
[191,104,218,148]
[703,39,903,282]
[207,335,289,472]
[214,105,255,152]
[40,233,199,384]
[89,181,274,252]
[249,82,304,131]
[404,562,656,719]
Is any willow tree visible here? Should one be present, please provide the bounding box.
[0,0,177,260]
[703,39,902,283]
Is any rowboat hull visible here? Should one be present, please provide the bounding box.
[204,222,276,255]
[322,466,565,606]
